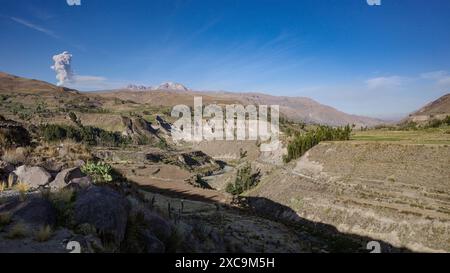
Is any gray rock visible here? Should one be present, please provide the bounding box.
[66,176,92,191]
[74,186,129,244]
[49,167,85,189]
[13,165,52,189]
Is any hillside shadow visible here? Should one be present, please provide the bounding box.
[244,196,412,253]
[135,182,413,253]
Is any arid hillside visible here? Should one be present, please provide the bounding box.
[247,141,450,252]
[405,93,450,124]
[97,88,384,127]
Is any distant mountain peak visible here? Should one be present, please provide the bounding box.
[125,82,190,92]
[151,82,189,91]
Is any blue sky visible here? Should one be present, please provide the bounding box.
[0,0,449,119]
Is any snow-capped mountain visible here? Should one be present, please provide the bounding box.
[151,82,189,91]
[126,82,190,92]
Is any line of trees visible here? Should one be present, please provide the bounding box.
[39,124,131,147]
[283,125,352,163]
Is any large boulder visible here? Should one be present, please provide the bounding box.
[13,165,52,189]
[74,186,130,244]
[0,197,57,230]
[49,167,85,190]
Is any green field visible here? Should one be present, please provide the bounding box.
[352,126,450,145]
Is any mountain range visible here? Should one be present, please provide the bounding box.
[4,71,449,127]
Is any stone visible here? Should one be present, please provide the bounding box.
[66,176,92,191]
[49,167,85,189]
[13,165,52,189]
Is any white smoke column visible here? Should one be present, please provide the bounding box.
[51,51,73,86]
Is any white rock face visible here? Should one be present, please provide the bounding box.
[126,82,189,92]
[151,82,189,91]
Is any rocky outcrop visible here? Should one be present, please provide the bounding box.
[121,116,160,144]
[0,197,57,230]
[74,186,130,244]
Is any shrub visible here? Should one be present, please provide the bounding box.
[50,188,76,227]
[226,163,261,195]
[426,119,443,128]
[39,124,130,147]
[7,222,29,239]
[188,174,212,189]
[283,125,352,163]
[81,161,113,183]
[444,115,450,126]
[35,225,53,242]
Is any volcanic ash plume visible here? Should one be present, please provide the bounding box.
[51,51,73,86]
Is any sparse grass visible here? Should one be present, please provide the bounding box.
[0,182,6,193]
[51,188,75,204]
[14,181,29,193]
[50,188,76,227]
[14,182,29,201]
[6,222,29,239]
[34,225,53,242]
[1,147,29,165]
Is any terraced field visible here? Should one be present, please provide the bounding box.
[247,141,450,252]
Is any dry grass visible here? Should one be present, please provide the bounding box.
[0,182,6,193]
[6,222,29,239]
[34,225,53,242]
[14,182,29,201]
[1,147,29,165]
[51,188,74,204]
[33,140,92,163]
[14,182,29,193]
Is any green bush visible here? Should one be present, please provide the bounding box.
[39,124,130,147]
[81,161,113,183]
[283,125,352,163]
[226,163,261,195]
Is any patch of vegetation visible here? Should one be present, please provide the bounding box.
[424,116,450,128]
[6,222,29,239]
[283,125,352,163]
[81,161,113,183]
[49,188,76,227]
[226,163,261,195]
[39,124,130,147]
[188,174,213,189]
[34,225,53,242]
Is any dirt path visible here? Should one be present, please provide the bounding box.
[114,163,232,204]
